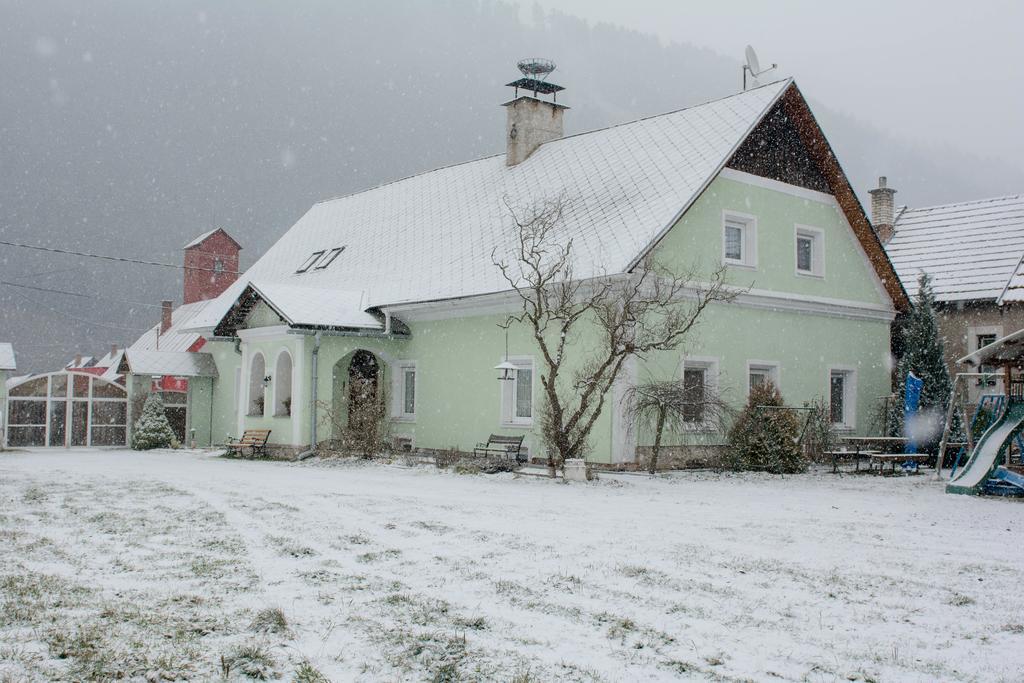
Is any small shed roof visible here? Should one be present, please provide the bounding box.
[0,343,15,371]
[119,350,219,378]
[958,327,1024,367]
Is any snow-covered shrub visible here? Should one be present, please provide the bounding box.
[131,393,176,451]
[723,382,806,474]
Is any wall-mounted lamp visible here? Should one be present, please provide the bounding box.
[494,326,516,381]
[262,375,272,386]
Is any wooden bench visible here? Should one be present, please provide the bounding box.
[473,434,526,464]
[868,452,931,475]
[225,429,272,458]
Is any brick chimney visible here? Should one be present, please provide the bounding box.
[869,176,897,244]
[503,59,568,167]
[183,228,241,304]
[161,300,173,334]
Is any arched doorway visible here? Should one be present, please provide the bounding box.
[348,350,379,430]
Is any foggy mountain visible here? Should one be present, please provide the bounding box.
[2,0,1018,372]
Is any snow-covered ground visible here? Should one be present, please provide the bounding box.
[1,449,1022,682]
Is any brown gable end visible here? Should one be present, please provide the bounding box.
[776,84,909,311]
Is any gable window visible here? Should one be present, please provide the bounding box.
[500,357,534,427]
[722,212,756,268]
[393,361,417,421]
[747,361,780,395]
[795,225,825,277]
[315,246,346,270]
[829,368,856,429]
[296,250,325,273]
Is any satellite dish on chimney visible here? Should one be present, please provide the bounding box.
[743,45,777,91]
[517,58,556,81]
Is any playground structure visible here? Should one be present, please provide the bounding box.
[942,330,1024,496]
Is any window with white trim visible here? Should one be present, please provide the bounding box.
[680,357,718,428]
[747,361,779,395]
[969,326,1002,387]
[795,226,825,277]
[393,362,417,420]
[500,358,534,426]
[829,369,856,429]
[722,213,756,268]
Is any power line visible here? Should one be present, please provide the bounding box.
[5,288,149,333]
[0,280,165,308]
[0,239,241,274]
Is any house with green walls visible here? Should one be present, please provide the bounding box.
[181,72,909,464]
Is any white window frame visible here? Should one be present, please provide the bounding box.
[392,361,417,422]
[680,356,719,431]
[746,360,780,396]
[968,325,1003,388]
[722,211,757,269]
[828,366,857,431]
[500,356,534,428]
[794,224,826,278]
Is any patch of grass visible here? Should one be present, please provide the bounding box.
[250,606,289,634]
[21,485,48,503]
[452,614,487,631]
[292,659,332,683]
[948,593,975,606]
[222,641,278,680]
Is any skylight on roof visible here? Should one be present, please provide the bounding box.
[296,246,346,274]
[296,250,325,273]
[315,246,346,269]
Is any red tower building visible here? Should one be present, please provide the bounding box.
[182,228,241,304]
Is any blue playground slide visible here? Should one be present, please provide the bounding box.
[947,401,1024,495]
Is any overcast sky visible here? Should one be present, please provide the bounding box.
[532,0,1024,175]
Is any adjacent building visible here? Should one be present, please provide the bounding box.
[2,230,238,449]
[0,343,15,448]
[176,73,907,463]
[877,183,1024,399]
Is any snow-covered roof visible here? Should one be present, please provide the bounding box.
[129,300,211,355]
[65,355,96,369]
[184,227,241,250]
[0,343,15,371]
[887,195,1024,303]
[187,80,796,332]
[120,350,218,378]
[249,283,383,329]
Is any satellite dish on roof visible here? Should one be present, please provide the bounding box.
[742,45,777,91]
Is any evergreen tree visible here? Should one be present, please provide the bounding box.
[724,381,806,474]
[131,393,176,450]
[894,272,953,447]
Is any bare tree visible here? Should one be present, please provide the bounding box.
[625,379,732,474]
[493,196,739,474]
[316,385,390,458]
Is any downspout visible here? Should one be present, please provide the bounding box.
[309,331,321,451]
